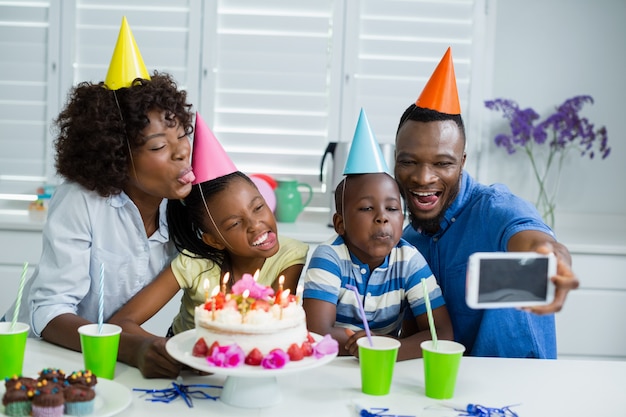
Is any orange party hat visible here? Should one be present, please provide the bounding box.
[415,47,461,115]
[192,112,238,185]
[104,17,151,90]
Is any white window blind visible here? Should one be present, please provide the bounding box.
[341,0,476,145]
[0,0,486,217]
[71,0,200,97]
[0,1,55,202]
[199,0,339,214]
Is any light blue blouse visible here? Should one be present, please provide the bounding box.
[2,181,176,336]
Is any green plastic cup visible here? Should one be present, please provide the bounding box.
[0,322,29,380]
[357,336,401,395]
[421,340,465,399]
[78,323,121,380]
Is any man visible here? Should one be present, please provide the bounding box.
[395,48,579,358]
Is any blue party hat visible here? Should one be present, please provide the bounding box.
[343,109,390,175]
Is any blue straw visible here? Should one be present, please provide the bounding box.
[345,284,373,346]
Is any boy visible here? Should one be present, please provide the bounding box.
[302,109,453,360]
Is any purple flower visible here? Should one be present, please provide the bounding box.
[485,95,610,160]
[313,334,339,359]
[206,344,245,368]
[261,349,290,369]
[231,273,275,299]
[485,95,610,228]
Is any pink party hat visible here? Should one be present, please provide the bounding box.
[343,108,390,175]
[104,17,151,90]
[415,47,461,115]
[192,112,238,184]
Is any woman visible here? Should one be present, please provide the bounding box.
[3,71,195,378]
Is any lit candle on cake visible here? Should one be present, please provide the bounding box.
[203,278,210,302]
[278,275,284,292]
[253,270,260,281]
[279,289,290,320]
[240,289,250,323]
[296,284,303,305]
[210,286,219,320]
[221,273,229,294]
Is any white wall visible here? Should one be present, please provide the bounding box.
[479,0,626,224]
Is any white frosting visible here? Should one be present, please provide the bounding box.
[194,302,308,355]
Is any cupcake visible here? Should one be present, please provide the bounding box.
[31,385,65,417]
[2,382,35,417]
[66,370,97,389]
[37,368,66,385]
[63,384,96,416]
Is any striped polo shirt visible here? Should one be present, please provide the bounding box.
[303,235,445,335]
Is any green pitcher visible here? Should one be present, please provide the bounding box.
[274,179,313,223]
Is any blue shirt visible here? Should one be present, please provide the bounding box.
[402,171,557,358]
[2,182,176,336]
[303,235,445,336]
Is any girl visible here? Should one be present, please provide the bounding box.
[110,170,308,348]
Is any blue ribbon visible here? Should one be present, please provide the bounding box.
[358,407,415,417]
[455,403,520,417]
[133,379,222,408]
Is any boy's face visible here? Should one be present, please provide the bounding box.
[334,173,404,270]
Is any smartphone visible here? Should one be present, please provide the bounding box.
[465,252,556,309]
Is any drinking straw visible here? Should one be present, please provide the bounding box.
[98,263,104,334]
[345,284,373,347]
[11,262,29,330]
[421,277,438,349]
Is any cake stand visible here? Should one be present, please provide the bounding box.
[166,329,336,408]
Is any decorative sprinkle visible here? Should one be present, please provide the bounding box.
[133,378,222,408]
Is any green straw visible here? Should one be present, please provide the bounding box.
[421,277,438,350]
[11,262,28,330]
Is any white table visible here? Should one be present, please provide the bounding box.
[18,338,626,416]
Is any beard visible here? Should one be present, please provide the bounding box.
[408,175,461,235]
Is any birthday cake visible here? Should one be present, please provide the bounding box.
[192,273,337,368]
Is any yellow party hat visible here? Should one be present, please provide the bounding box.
[104,17,150,90]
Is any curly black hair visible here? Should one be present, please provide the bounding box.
[54,72,194,197]
[396,104,466,143]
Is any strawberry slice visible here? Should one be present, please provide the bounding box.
[192,338,208,357]
[245,348,264,366]
[301,341,313,357]
[208,341,220,356]
[306,333,315,343]
[287,343,304,361]
[251,299,271,312]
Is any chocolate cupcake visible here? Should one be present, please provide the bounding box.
[63,384,96,416]
[2,382,35,417]
[31,384,65,417]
